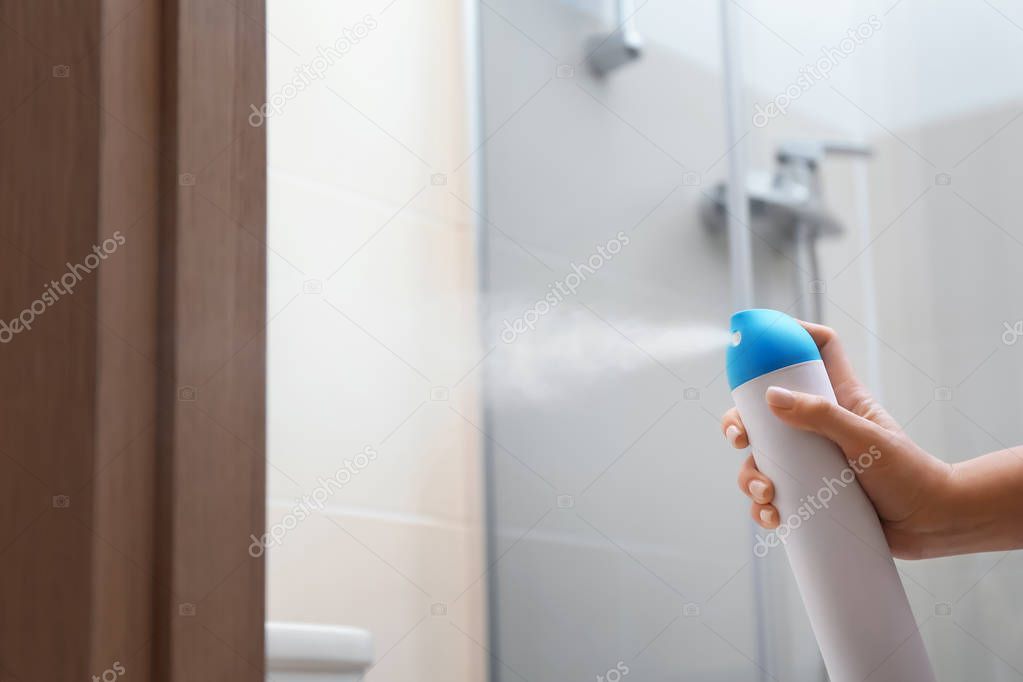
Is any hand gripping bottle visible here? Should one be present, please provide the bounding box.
[727,309,934,682]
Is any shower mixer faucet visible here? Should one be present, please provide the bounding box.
[701,139,873,320]
[703,139,873,240]
[774,140,872,231]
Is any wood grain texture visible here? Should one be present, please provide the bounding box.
[153,0,267,679]
[0,0,266,679]
[91,0,162,678]
[0,1,102,680]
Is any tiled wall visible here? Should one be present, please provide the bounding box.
[264,1,487,680]
[477,1,834,679]
[262,1,1023,680]
[480,0,1023,681]
[858,98,1023,682]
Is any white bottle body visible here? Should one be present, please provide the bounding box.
[732,360,934,682]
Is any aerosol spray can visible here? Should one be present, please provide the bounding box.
[727,309,934,682]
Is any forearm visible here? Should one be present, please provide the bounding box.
[936,448,1023,556]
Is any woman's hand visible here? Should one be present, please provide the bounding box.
[721,321,959,560]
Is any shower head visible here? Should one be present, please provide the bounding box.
[586,0,643,76]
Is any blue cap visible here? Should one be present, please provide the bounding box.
[726,309,821,389]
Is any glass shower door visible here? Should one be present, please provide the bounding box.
[478,1,790,680]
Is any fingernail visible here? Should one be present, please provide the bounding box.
[759,508,775,525]
[749,479,768,500]
[725,424,742,447]
[765,386,795,408]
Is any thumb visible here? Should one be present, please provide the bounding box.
[765,386,887,459]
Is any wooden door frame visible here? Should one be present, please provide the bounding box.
[1,1,267,680]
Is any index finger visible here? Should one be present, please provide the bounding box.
[796,320,861,394]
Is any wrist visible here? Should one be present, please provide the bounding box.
[897,457,981,559]
[930,454,1023,555]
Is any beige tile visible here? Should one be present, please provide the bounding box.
[264,4,486,682]
[267,397,484,527]
[323,206,481,387]
[268,170,419,279]
[266,186,484,521]
[266,0,473,221]
[266,510,487,680]
[266,293,434,487]
[315,0,471,170]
